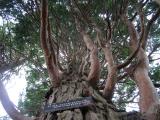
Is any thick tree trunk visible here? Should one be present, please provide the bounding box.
[39,73,141,120]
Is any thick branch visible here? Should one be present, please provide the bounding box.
[74,16,100,87]
[47,19,57,65]
[118,8,145,69]
[40,0,60,87]
[101,46,117,101]
[122,12,159,115]
[40,0,49,57]
[81,32,100,87]
[96,27,117,101]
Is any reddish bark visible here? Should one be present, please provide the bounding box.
[40,0,60,87]
[122,14,159,118]
[100,42,117,101]
[80,31,100,87]
[96,28,117,101]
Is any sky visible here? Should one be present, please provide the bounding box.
[0,16,2,24]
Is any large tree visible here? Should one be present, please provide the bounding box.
[0,0,160,120]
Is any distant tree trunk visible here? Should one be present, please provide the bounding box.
[0,80,32,120]
[0,57,32,120]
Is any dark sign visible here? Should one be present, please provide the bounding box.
[44,96,93,112]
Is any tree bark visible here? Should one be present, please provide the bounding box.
[122,14,160,119]
[81,31,100,87]
[39,73,141,120]
[133,49,160,120]
[95,27,117,102]
[40,0,60,87]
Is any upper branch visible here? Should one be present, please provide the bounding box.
[40,0,49,57]
[47,18,57,65]
[121,15,138,47]
[81,31,100,87]
[117,10,145,70]
[75,18,100,87]
[95,26,117,101]
[40,0,60,87]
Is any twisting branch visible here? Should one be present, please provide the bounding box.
[95,26,117,102]
[122,10,160,114]
[117,9,145,70]
[40,0,60,87]
[117,44,140,69]
[75,18,100,88]
[117,73,128,81]
[47,18,58,65]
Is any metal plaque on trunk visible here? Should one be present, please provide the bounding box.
[44,96,93,112]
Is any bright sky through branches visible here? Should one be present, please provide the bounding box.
[0,70,27,117]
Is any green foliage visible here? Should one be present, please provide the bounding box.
[113,79,137,110]
[18,68,49,117]
[150,64,160,83]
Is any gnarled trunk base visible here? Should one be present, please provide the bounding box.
[39,74,141,120]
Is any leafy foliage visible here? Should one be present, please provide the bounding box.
[18,68,49,117]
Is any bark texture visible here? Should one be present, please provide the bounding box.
[122,14,160,119]
[81,31,100,87]
[40,0,60,87]
[40,74,141,120]
[96,28,117,102]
